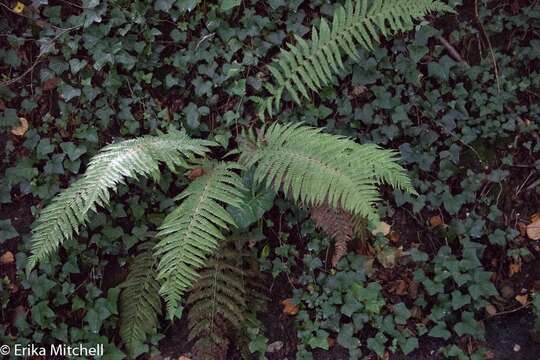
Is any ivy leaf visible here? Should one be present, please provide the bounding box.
[451,290,471,310]
[401,337,419,355]
[428,322,451,340]
[220,0,241,11]
[367,332,387,357]
[393,302,411,324]
[337,323,359,350]
[0,219,18,242]
[308,330,330,350]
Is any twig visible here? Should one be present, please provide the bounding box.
[0,25,81,87]
[526,178,540,191]
[474,0,501,93]
[438,36,469,67]
[490,302,531,317]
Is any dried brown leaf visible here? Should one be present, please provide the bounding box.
[527,214,540,240]
[311,205,353,267]
[11,117,28,137]
[0,251,14,264]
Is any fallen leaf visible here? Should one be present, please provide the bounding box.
[12,1,25,13]
[429,215,444,227]
[389,230,400,243]
[515,294,528,305]
[371,221,391,236]
[327,337,335,348]
[485,304,497,317]
[178,356,191,360]
[0,100,5,110]
[186,167,204,181]
[393,279,408,296]
[42,77,61,91]
[0,251,14,264]
[509,261,521,276]
[526,214,540,240]
[281,298,299,315]
[11,117,28,137]
[376,246,403,268]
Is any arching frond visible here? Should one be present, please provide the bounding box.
[261,0,452,116]
[239,123,415,221]
[119,243,161,359]
[154,161,246,316]
[27,130,212,273]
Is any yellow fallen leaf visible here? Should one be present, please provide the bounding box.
[526,214,540,240]
[515,294,528,306]
[0,251,14,264]
[371,221,391,236]
[11,117,28,136]
[12,1,25,13]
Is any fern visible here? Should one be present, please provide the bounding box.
[119,242,161,359]
[261,0,452,116]
[27,130,212,273]
[239,123,415,221]
[154,161,246,316]
[311,205,354,267]
[187,234,267,360]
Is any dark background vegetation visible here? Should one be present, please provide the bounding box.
[1,0,539,359]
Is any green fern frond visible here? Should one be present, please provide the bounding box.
[154,161,246,316]
[187,236,267,360]
[239,123,415,220]
[26,130,212,274]
[263,0,452,115]
[119,243,161,359]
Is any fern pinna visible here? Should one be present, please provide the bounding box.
[258,0,452,116]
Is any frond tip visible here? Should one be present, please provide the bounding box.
[26,130,212,274]
[239,123,416,221]
[119,243,161,359]
[154,161,247,316]
[261,0,453,115]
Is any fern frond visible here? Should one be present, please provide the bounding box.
[239,123,415,220]
[119,243,161,359]
[311,205,354,267]
[27,130,212,273]
[262,0,452,115]
[186,236,267,360]
[154,161,246,315]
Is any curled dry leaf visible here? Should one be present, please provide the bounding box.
[178,357,191,360]
[281,298,299,315]
[526,213,540,240]
[509,261,521,276]
[371,221,391,236]
[11,117,29,137]
[429,215,444,227]
[0,251,15,264]
[515,294,528,306]
[186,167,205,180]
[485,304,497,317]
